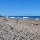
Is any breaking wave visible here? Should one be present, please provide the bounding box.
[7,16,40,20]
[23,17,29,18]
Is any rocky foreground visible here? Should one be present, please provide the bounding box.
[0,18,40,40]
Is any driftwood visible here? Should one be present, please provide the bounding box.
[31,23,38,25]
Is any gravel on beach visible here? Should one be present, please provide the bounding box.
[0,17,40,40]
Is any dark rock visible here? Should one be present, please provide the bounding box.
[11,27,13,30]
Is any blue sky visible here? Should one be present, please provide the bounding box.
[0,0,40,16]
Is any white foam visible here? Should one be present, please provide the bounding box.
[7,16,8,18]
[23,17,29,18]
[11,17,15,18]
[36,18,38,20]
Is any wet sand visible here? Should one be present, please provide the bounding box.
[0,17,40,40]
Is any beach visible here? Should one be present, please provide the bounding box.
[0,17,40,40]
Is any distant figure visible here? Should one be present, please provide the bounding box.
[6,19,8,21]
[16,20,18,23]
[4,19,5,21]
[4,18,8,21]
[31,21,34,25]
[31,23,34,25]
[6,16,8,21]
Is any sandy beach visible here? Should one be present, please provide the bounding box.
[0,17,40,40]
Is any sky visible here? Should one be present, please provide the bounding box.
[0,0,40,16]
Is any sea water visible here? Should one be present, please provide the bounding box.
[8,16,40,20]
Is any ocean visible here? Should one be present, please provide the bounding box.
[8,16,40,20]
